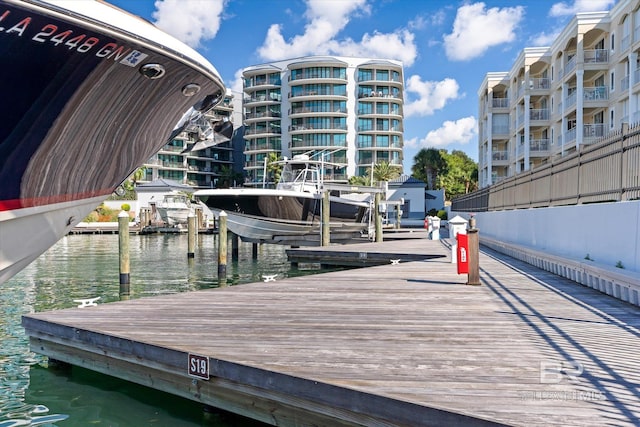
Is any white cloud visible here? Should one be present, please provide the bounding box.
[414,117,478,149]
[229,69,244,94]
[152,0,225,48]
[443,2,524,61]
[531,31,560,47]
[404,75,461,118]
[257,0,418,66]
[549,0,616,17]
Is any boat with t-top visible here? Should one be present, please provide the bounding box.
[194,154,373,245]
[0,0,228,284]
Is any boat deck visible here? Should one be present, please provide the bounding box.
[22,239,640,426]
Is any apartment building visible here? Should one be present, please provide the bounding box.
[139,89,239,188]
[242,56,405,186]
[478,0,640,188]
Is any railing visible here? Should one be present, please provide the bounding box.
[530,109,549,121]
[584,86,608,101]
[583,49,608,64]
[621,75,630,91]
[453,123,640,211]
[492,150,508,161]
[621,34,630,52]
[492,98,509,108]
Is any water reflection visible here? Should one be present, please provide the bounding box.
[1,234,329,426]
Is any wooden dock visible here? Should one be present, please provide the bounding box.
[22,238,640,426]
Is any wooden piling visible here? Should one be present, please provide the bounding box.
[467,220,480,285]
[321,190,330,246]
[187,213,196,259]
[252,243,258,260]
[218,211,227,281]
[118,210,130,297]
[374,192,382,242]
[231,232,239,261]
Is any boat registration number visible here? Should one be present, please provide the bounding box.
[0,7,147,65]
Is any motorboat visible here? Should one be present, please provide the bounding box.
[156,194,192,226]
[0,0,227,284]
[194,155,372,244]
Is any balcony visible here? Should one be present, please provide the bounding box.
[583,86,608,101]
[621,75,630,91]
[529,78,550,90]
[583,49,608,64]
[530,109,549,121]
[290,123,347,131]
[530,138,550,152]
[583,123,605,142]
[492,150,508,161]
[492,98,509,108]
[564,56,576,76]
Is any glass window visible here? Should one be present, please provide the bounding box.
[376,135,389,147]
[358,102,372,115]
[358,69,373,81]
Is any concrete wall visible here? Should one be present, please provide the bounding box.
[453,200,640,273]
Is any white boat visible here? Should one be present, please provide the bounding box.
[156,194,192,226]
[194,155,371,244]
[0,0,227,284]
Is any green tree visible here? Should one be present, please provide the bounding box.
[348,175,372,186]
[266,152,283,186]
[372,161,401,182]
[217,165,234,188]
[411,148,447,190]
[439,150,478,200]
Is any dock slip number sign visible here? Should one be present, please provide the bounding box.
[188,353,209,380]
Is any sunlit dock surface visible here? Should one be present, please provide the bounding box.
[22,238,640,426]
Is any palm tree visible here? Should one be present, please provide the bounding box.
[372,161,401,183]
[348,175,372,186]
[266,152,282,186]
[412,148,446,190]
[217,165,234,188]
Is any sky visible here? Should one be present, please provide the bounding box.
[109,0,617,173]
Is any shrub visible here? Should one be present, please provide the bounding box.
[436,210,448,220]
[121,203,131,212]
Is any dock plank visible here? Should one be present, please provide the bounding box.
[22,240,640,426]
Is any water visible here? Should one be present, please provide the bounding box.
[0,233,333,426]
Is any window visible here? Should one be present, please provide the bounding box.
[610,109,615,128]
[610,71,615,92]
[611,33,615,51]
[358,69,373,81]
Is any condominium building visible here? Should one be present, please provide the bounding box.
[139,90,240,188]
[242,56,404,186]
[478,0,640,188]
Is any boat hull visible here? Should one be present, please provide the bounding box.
[0,195,106,284]
[196,190,364,222]
[157,207,192,226]
[0,0,225,283]
[215,210,367,246]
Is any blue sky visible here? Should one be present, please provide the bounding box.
[109,0,616,173]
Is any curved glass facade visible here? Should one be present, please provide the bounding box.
[242,57,404,185]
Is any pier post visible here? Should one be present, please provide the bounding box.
[467,216,481,286]
[118,210,130,297]
[252,242,258,260]
[321,189,330,246]
[218,211,227,282]
[395,204,401,229]
[187,213,196,259]
[374,192,383,242]
[231,232,239,261]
